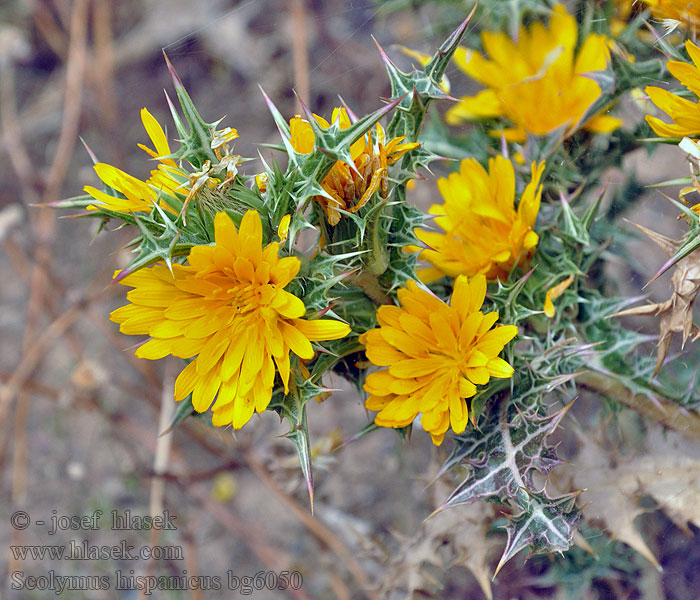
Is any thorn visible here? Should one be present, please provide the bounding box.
[646,256,677,288]
[453,2,478,45]
[492,555,508,579]
[519,266,537,284]
[111,267,133,285]
[372,35,400,70]
[338,96,358,122]
[377,91,409,116]
[307,476,315,515]
[258,85,275,111]
[625,219,678,257]
[425,504,446,521]
[162,50,184,89]
[79,137,99,164]
[610,303,662,318]
[294,91,316,124]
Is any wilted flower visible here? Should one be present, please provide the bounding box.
[646,40,700,138]
[643,0,700,31]
[110,210,351,428]
[612,221,700,377]
[85,108,242,219]
[361,276,517,445]
[289,107,418,225]
[85,108,183,214]
[446,3,622,142]
[543,275,575,318]
[409,156,545,283]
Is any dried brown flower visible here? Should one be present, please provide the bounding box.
[612,222,700,377]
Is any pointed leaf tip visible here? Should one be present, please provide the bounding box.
[372,35,398,70]
[162,50,184,88]
[79,136,99,164]
[294,91,315,123]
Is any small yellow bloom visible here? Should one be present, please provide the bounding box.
[543,275,575,318]
[361,276,517,446]
[645,40,700,138]
[289,107,419,225]
[409,156,545,283]
[110,210,351,429]
[447,4,622,141]
[85,108,183,214]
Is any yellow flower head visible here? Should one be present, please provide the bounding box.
[644,0,700,31]
[85,108,184,214]
[411,156,545,283]
[110,210,351,429]
[289,107,419,225]
[645,40,700,138]
[447,4,622,142]
[360,276,517,446]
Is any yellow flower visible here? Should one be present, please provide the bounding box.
[446,4,622,142]
[644,0,700,31]
[645,40,700,138]
[360,276,517,446]
[409,156,545,283]
[85,108,183,214]
[289,107,419,225]
[110,210,351,429]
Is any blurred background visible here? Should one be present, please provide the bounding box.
[1,0,699,598]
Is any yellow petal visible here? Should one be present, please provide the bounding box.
[191,362,221,413]
[543,274,574,318]
[174,359,199,401]
[487,357,514,378]
[280,321,314,360]
[135,338,172,360]
[294,318,350,341]
[277,214,291,241]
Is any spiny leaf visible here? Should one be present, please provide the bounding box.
[381,3,476,142]
[163,52,219,169]
[441,399,572,510]
[495,490,581,577]
[269,383,316,512]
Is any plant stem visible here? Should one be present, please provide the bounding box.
[579,371,700,442]
[348,270,393,306]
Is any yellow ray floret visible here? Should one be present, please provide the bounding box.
[645,40,700,138]
[110,210,351,429]
[85,108,184,214]
[289,107,419,225]
[360,276,517,446]
[409,156,545,283]
[446,4,622,141]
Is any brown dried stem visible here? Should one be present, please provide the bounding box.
[291,0,310,109]
[579,371,700,442]
[246,451,379,599]
[8,1,89,583]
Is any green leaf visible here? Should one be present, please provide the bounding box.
[495,490,581,576]
[441,399,571,510]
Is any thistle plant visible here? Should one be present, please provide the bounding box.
[54,0,700,590]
